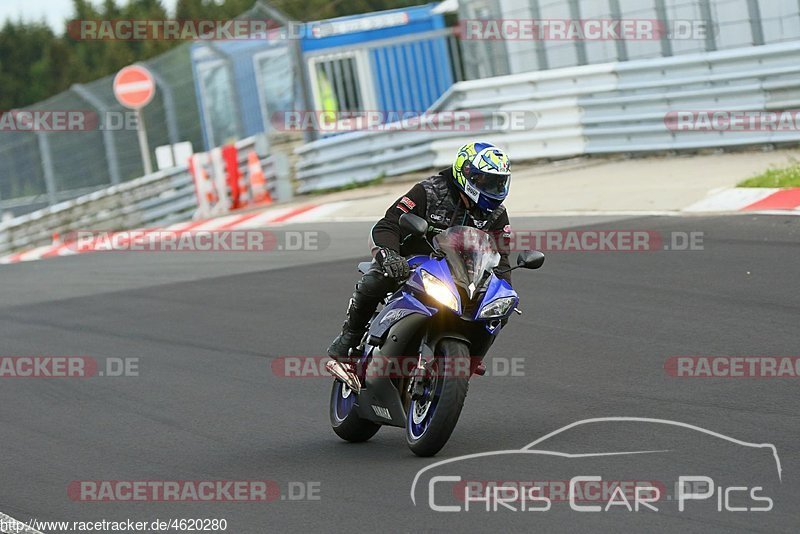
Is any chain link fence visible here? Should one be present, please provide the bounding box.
[0,4,282,219]
[0,41,202,218]
[458,0,800,76]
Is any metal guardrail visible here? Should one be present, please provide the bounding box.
[295,119,493,191]
[0,137,286,255]
[0,186,110,217]
[295,41,800,192]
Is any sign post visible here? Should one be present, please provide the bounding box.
[113,65,156,175]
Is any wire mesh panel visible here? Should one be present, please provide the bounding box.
[539,0,581,69]
[458,0,513,79]
[147,44,204,152]
[759,0,800,44]
[195,55,241,149]
[0,133,46,201]
[0,42,204,215]
[580,0,620,65]
[618,0,663,61]
[36,90,108,192]
[711,0,756,49]
[79,74,140,183]
[253,44,296,132]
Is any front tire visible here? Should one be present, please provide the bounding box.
[329,380,380,442]
[406,339,470,457]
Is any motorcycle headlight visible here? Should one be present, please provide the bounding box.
[421,270,459,311]
[478,296,517,319]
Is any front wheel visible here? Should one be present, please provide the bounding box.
[329,380,380,442]
[406,339,470,457]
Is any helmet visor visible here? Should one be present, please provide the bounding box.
[470,172,510,197]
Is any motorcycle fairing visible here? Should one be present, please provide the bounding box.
[366,255,459,342]
[472,273,519,334]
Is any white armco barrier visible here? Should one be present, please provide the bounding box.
[295,41,800,192]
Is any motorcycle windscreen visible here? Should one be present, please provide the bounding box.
[433,226,500,291]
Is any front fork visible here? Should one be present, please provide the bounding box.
[406,322,500,404]
[408,338,435,402]
[406,331,488,405]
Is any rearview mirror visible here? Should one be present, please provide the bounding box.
[399,213,428,237]
[517,250,545,270]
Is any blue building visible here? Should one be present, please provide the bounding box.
[191,3,457,149]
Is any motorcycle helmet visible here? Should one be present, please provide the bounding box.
[452,141,511,213]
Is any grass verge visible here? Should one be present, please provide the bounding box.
[738,159,800,187]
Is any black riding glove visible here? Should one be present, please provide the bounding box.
[375,247,410,280]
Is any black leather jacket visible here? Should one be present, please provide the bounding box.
[370,169,513,283]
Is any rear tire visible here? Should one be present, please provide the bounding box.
[406,339,470,457]
[329,380,380,442]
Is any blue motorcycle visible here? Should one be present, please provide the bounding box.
[327,213,544,456]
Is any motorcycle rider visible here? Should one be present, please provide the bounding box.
[327,141,514,361]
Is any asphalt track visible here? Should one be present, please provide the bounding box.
[1,214,799,533]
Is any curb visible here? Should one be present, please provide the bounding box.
[683,188,800,213]
[0,201,352,265]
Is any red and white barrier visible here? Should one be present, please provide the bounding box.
[188,152,226,218]
[188,144,274,219]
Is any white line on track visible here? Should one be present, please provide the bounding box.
[325,211,683,222]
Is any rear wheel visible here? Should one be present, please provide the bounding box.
[406,339,470,457]
[329,380,380,442]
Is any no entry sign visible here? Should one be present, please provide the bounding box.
[114,64,156,175]
[113,65,156,109]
